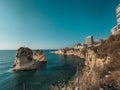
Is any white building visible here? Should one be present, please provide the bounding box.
[116,4,120,24]
[111,4,120,35]
[85,36,94,45]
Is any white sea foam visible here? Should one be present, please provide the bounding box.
[6,68,13,73]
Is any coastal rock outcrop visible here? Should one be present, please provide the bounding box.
[13,47,47,71]
[33,50,46,62]
[52,34,120,90]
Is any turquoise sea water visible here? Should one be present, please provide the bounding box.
[0,50,83,90]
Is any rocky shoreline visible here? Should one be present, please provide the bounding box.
[12,47,46,71]
[51,34,120,90]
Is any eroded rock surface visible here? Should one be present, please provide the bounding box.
[13,47,46,71]
[52,34,120,89]
[33,50,46,62]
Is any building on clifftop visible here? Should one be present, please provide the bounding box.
[85,36,94,46]
[111,4,120,35]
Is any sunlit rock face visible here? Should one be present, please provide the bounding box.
[12,47,47,71]
[33,50,46,62]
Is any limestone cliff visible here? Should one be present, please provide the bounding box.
[13,47,47,71]
[52,34,120,90]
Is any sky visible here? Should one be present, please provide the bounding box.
[0,0,120,49]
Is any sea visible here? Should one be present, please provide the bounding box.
[0,50,83,90]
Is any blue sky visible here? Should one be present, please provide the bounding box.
[0,0,120,49]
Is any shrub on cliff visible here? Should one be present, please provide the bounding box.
[50,66,101,90]
[97,34,120,70]
[92,34,120,89]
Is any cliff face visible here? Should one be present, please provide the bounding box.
[13,47,46,71]
[52,48,86,58]
[53,34,120,70]
[52,34,120,89]
[86,34,120,89]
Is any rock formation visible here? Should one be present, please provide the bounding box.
[33,50,46,62]
[52,34,120,90]
[12,47,47,71]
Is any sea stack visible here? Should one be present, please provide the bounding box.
[33,50,46,62]
[12,47,47,71]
